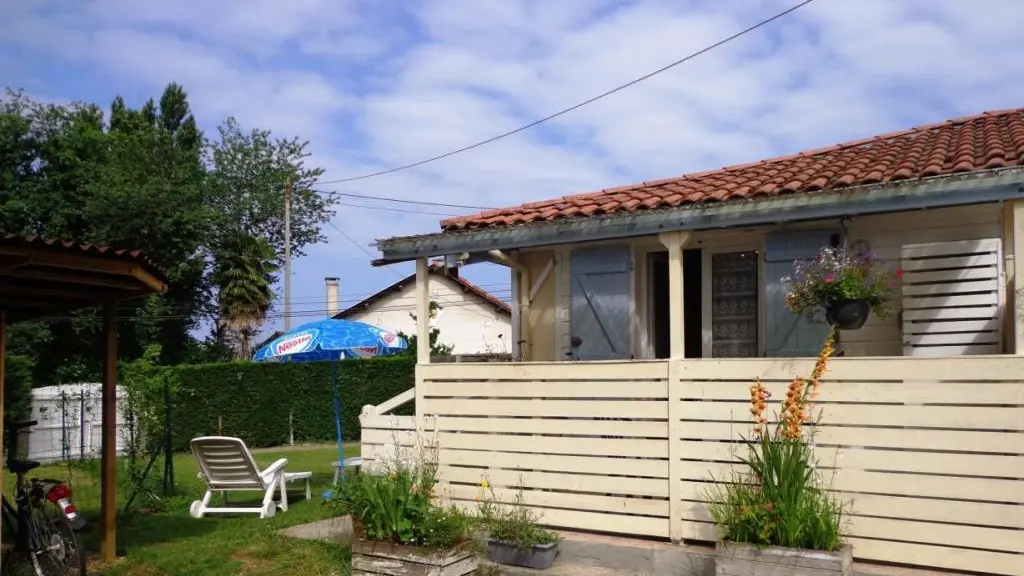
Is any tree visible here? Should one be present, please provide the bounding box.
[212,233,279,360]
[398,301,455,357]
[206,117,334,265]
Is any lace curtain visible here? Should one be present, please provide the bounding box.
[711,251,759,357]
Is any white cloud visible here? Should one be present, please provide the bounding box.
[4,0,1024,330]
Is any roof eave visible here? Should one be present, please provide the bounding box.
[373,169,1024,265]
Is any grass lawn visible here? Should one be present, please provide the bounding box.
[4,443,359,576]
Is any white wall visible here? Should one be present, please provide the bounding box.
[345,275,511,355]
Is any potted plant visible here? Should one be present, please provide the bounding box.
[704,329,853,576]
[332,436,477,576]
[783,246,901,330]
[476,479,560,570]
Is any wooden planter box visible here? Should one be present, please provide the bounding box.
[715,542,853,576]
[351,538,478,576]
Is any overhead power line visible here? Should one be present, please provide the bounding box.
[313,0,818,185]
[335,200,461,217]
[317,189,495,211]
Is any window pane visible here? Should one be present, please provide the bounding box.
[711,251,759,358]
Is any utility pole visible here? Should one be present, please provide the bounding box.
[284,178,293,331]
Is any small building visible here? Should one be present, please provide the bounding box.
[360,108,1024,576]
[330,262,512,355]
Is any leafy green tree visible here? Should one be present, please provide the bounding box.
[206,117,333,264]
[212,233,279,359]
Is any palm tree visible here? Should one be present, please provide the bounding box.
[212,232,278,360]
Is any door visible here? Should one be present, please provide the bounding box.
[764,230,837,357]
[570,245,632,360]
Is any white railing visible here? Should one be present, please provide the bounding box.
[358,388,415,471]
[405,357,1023,576]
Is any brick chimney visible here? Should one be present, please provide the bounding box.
[325,277,340,317]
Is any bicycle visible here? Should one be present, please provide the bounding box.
[1,421,86,576]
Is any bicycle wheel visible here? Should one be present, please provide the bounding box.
[26,501,85,576]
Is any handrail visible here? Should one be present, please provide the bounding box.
[363,387,414,418]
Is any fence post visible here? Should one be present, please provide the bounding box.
[79,390,86,460]
[668,360,683,541]
[217,415,223,436]
[289,411,294,446]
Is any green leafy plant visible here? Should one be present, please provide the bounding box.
[704,330,846,551]
[476,479,558,552]
[782,246,900,319]
[331,433,471,550]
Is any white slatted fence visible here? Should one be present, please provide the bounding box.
[901,238,1003,355]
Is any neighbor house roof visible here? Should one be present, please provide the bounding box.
[440,107,1024,231]
[334,262,511,318]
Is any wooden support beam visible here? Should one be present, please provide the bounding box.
[657,230,690,542]
[100,301,118,561]
[0,311,6,553]
[0,267,141,290]
[415,258,430,365]
[1012,200,1024,354]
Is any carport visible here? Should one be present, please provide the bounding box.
[0,234,168,561]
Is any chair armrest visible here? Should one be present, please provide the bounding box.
[259,458,289,483]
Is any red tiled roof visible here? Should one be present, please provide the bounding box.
[440,108,1024,231]
[0,234,169,281]
[334,262,510,318]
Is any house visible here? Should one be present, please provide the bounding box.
[361,108,1024,576]
[330,262,512,355]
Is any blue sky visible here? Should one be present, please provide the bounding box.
[3,0,1023,339]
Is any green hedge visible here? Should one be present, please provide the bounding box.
[167,356,415,452]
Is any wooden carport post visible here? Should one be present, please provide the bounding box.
[100,301,118,561]
[659,231,691,542]
[0,311,6,555]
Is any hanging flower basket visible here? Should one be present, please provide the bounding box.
[825,299,871,330]
[783,246,901,330]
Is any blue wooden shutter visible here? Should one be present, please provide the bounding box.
[764,230,836,357]
[570,245,632,360]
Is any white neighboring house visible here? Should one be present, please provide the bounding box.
[330,263,511,355]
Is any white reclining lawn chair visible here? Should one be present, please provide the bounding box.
[189,436,312,519]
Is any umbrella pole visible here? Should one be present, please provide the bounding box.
[332,359,345,482]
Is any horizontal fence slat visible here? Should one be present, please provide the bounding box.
[901,238,1000,258]
[677,356,1024,381]
[422,380,668,399]
[903,293,999,308]
[421,398,667,419]
[845,537,1023,576]
[439,452,669,492]
[678,421,1023,454]
[677,441,1024,479]
[683,461,1023,503]
[449,500,669,538]
[441,481,668,517]
[901,278,999,296]
[902,318,1001,334]
[435,432,668,459]
[678,402,1023,431]
[904,332,1001,346]
[680,380,1024,404]
[902,306,1000,322]
[431,416,668,439]
[420,361,668,381]
[902,266,998,283]
[680,482,1024,529]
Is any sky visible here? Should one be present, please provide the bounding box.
[2,0,1024,339]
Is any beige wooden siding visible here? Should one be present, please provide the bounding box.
[410,357,1024,575]
[520,203,1004,359]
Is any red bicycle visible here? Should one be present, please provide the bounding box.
[1,421,86,576]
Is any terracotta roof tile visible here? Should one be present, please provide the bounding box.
[440,108,1024,231]
[0,234,168,281]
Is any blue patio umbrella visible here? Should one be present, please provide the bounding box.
[253,319,408,480]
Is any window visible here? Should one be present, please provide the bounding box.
[706,251,760,358]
